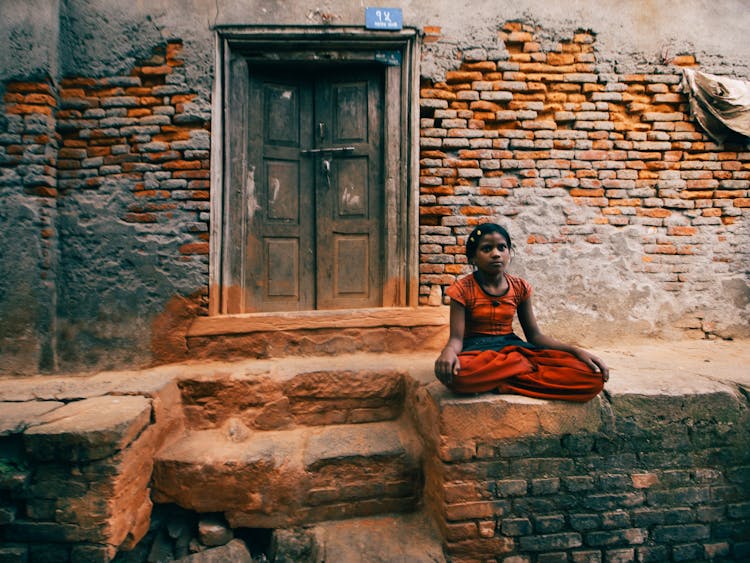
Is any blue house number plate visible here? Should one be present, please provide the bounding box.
[365,7,403,30]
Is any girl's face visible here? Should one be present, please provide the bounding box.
[472,232,511,275]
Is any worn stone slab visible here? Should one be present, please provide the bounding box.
[422,383,604,443]
[283,369,405,400]
[0,401,64,436]
[88,365,184,397]
[188,307,449,336]
[601,339,750,389]
[153,427,306,515]
[601,341,747,427]
[309,512,446,563]
[24,395,152,461]
[154,419,418,528]
[0,374,115,402]
[0,366,183,403]
[304,421,407,468]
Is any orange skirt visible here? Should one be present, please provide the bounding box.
[449,346,604,402]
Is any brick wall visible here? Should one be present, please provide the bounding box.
[418,23,749,315]
[2,20,750,373]
[414,383,750,562]
[55,40,210,268]
[0,80,59,371]
[0,41,212,373]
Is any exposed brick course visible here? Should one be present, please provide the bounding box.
[418,22,749,313]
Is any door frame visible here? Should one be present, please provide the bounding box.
[210,26,419,316]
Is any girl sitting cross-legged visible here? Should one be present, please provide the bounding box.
[434,223,609,402]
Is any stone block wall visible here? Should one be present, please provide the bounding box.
[0,373,183,561]
[413,380,750,562]
[0,41,211,373]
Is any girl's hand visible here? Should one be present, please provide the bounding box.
[435,349,460,386]
[574,349,610,382]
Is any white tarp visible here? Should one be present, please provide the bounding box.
[681,68,750,143]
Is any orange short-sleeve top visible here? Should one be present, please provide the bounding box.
[445,272,532,337]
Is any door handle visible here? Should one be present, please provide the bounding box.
[322,159,331,191]
[300,146,355,155]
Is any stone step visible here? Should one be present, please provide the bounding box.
[173,353,435,430]
[271,512,447,562]
[184,307,449,362]
[152,419,422,528]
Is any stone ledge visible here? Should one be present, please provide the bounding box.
[152,419,420,528]
[0,364,184,402]
[187,307,450,337]
[412,340,750,463]
[24,395,153,462]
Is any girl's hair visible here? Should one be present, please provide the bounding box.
[466,223,512,260]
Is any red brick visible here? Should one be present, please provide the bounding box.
[608,199,641,207]
[123,213,157,223]
[24,93,56,106]
[460,206,491,216]
[137,96,161,106]
[444,522,478,542]
[134,190,171,199]
[445,536,515,558]
[166,42,183,62]
[671,55,697,67]
[179,242,209,255]
[61,77,97,88]
[681,191,714,200]
[421,89,457,100]
[163,160,202,170]
[445,71,483,84]
[59,88,85,98]
[87,147,112,157]
[24,187,57,198]
[570,188,604,197]
[462,61,496,73]
[137,65,172,76]
[667,226,697,236]
[7,104,53,116]
[3,92,23,104]
[651,244,677,254]
[420,206,453,216]
[172,170,211,180]
[7,81,54,94]
[638,209,671,218]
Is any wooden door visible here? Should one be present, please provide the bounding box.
[242,65,384,312]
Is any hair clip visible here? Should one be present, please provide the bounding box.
[476,229,482,235]
[469,236,474,242]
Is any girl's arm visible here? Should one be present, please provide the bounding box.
[517,297,609,381]
[434,300,466,385]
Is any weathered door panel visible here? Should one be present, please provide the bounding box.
[237,64,383,313]
[246,71,315,312]
[316,70,383,309]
